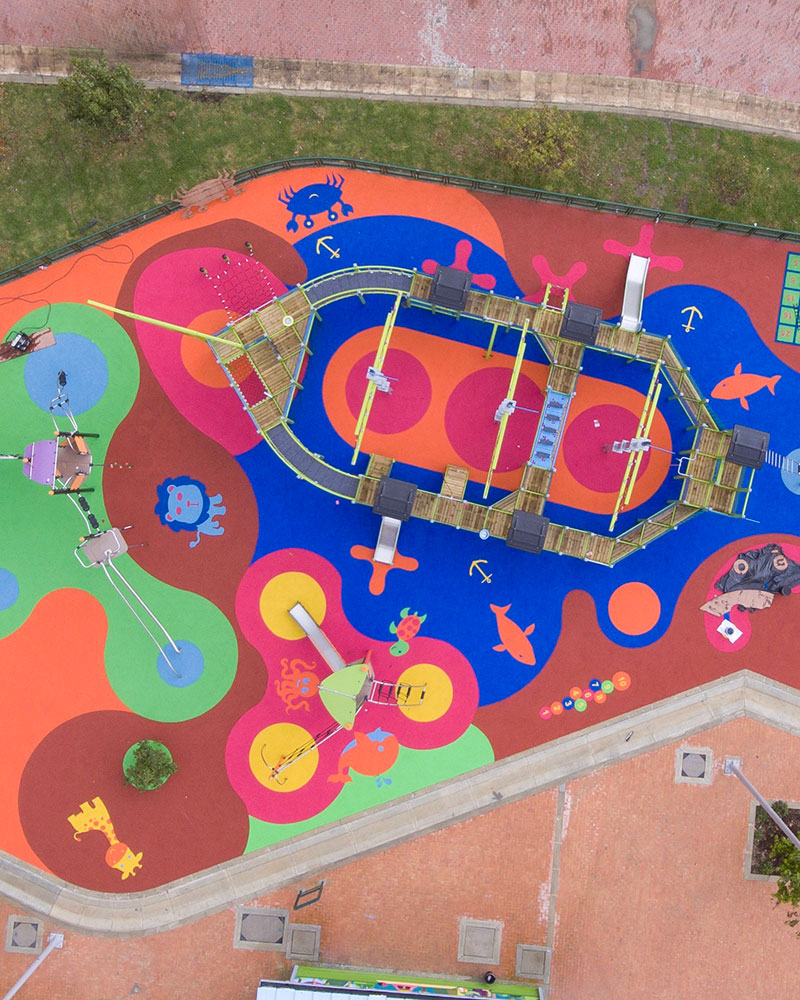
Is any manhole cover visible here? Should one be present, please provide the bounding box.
[12,923,37,948]
[681,752,707,778]
[239,913,285,944]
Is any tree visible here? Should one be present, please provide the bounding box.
[57,57,146,139]
[771,835,800,934]
[123,739,177,791]
[494,106,579,182]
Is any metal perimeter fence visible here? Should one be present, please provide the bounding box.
[2,155,800,286]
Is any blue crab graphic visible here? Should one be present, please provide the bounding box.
[278,173,354,232]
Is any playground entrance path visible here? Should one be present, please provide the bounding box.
[2,164,800,897]
[1,717,797,1000]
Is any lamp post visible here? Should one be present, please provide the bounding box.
[723,757,800,852]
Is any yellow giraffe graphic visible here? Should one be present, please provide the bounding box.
[67,797,143,880]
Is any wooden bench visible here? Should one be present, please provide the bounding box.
[174,170,245,219]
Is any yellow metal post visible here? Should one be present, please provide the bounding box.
[351,294,401,465]
[609,362,662,531]
[482,320,529,498]
[87,300,242,348]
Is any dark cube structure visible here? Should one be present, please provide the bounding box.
[505,510,550,554]
[430,265,472,312]
[373,477,417,521]
[726,424,770,469]
[560,301,602,346]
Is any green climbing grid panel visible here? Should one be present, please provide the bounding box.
[776,252,800,344]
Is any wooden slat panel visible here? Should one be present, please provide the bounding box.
[535,310,562,337]
[486,509,511,538]
[515,492,545,514]
[281,289,312,318]
[689,453,717,481]
[548,365,580,394]
[249,398,283,430]
[718,461,744,489]
[637,334,667,361]
[681,478,712,507]
[367,454,394,478]
[411,491,437,519]
[465,290,490,316]
[709,485,738,514]
[585,535,614,565]
[433,497,463,526]
[230,315,262,345]
[356,478,378,505]
[521,465,551,493]
[442,465,469,499]
[410,274,433,299]
[490,491,518,512]
[461,503,486,533]
[557,528,591,558]
[697,428,730,457]
[484,297,515,323]
[552,340,584,368]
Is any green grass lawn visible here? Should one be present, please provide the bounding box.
[2,81,800,269]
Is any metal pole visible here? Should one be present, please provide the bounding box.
[2,933,64,1000]
[724,758,800,852]
[87,300,242,348]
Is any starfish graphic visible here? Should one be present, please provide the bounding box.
[350,545,418,595]
[603,223,684,272]
[422,238,496,290]
[525,254,588,303]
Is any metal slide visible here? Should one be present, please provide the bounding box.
[288,602,347,672]
[619,254,650,333]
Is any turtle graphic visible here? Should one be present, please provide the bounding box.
[388,607,427,656]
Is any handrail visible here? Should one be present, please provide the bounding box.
[4,156,800,285]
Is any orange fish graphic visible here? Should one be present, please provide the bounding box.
[711,363,780,410]
[328,728,399,784]
[490,603,536,665]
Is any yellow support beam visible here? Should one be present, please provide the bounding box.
[87,300,241,348]
[622,382,662,509]
[609,362,662,531]
[351,294,401,465]
[482,320,529,499]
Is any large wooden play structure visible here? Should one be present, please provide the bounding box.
[202,263,764,567]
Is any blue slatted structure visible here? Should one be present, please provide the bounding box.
[181,53,254,88]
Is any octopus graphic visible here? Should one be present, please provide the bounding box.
[274,657,321,713]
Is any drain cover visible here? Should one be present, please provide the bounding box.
[681,753,707,778]
[675,747,713,785]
